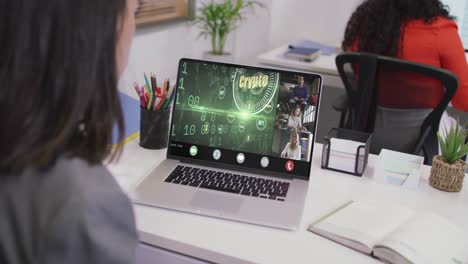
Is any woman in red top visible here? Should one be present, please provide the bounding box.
[342,0,468,112]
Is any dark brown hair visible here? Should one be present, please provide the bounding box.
[0,0,128,174]
[342,0,452,57]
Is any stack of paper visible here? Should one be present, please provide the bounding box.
[374,149,424,188]
[288,40,337,56]
[327,138,365,173]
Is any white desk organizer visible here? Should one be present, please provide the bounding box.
[321,128,372,176]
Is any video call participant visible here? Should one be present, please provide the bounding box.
[287,105,307,132]
[289,76,309,105]
[281,132,302,160]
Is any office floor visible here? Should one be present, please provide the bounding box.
[315,85,345,144]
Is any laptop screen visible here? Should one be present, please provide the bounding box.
[168,59,322,179]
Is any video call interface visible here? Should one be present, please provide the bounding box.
[169,60,321,178]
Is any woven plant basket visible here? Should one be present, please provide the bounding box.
[429,155,466,192]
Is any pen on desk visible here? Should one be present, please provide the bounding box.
[166,83,175,99]
[161,80,167,97]
[156,95,167,110]
[166,79,170,94]
[140,86,145,108]
[155,82,165,110]
[143,74,153,110]
[144,84,153,110]
[164,85,176,109]
[142,85,149,108]
[144,73,152,93]
[151,73,157,94]
[156,88,167,110]
[149,77,158,110]
[133,82,145,107]
[161,84,175,109]
[156,86,162,97]
[153,97,161,111]
[150,92,157,110]
[153,86,162,110]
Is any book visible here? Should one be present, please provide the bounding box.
[284,48,321,62]
[112,92,141,145]
[288,40,337,56]
[308,200,468,264]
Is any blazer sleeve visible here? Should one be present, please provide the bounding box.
[41,185,139,264]
[438,25,468,111]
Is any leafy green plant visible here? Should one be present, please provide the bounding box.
[194,0,264,55]
[437,123,468,164]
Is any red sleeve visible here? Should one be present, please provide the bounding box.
[437,25,468,111]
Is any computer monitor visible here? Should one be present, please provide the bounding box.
[443,0,468,51]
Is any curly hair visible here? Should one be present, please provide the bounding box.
[342,0,453,57]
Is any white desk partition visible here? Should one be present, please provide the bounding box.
[108,138,468,264]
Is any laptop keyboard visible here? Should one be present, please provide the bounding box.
[164,165,289,201]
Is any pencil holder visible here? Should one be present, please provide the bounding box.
[321,128,372,176]
[139,107,171,149]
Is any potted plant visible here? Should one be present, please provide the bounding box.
[429,123,468,192]
[194,0,264,63]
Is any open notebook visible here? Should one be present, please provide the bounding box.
[308,201,468,264]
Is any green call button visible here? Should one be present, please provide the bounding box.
[189,146,198,157]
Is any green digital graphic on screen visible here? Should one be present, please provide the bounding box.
[171,61,280,155]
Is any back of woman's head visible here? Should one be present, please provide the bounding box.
[342,0,452,56]
[0,0,128,174]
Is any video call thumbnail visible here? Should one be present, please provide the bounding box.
[171,61,320,162]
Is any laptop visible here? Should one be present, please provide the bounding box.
[132,58,322,230]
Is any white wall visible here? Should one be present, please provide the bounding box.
[120,22,206,92]
[443,0,467,20]
[119,0,208,96]
[230,0,273,62]
[269,0,362,48]
[119,0,362,95]
[119,0,271,95]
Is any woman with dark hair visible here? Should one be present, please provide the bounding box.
[342,0,468,111]
[0,0,139,263]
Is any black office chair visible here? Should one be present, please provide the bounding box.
[333,52,458,164]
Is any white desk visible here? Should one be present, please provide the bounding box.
[108,139,468,264]
[256,45,343,88]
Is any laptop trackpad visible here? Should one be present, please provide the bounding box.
[190,191,242,213]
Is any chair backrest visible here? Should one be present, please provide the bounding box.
[335,53,378,132]
[336,52,458,163]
